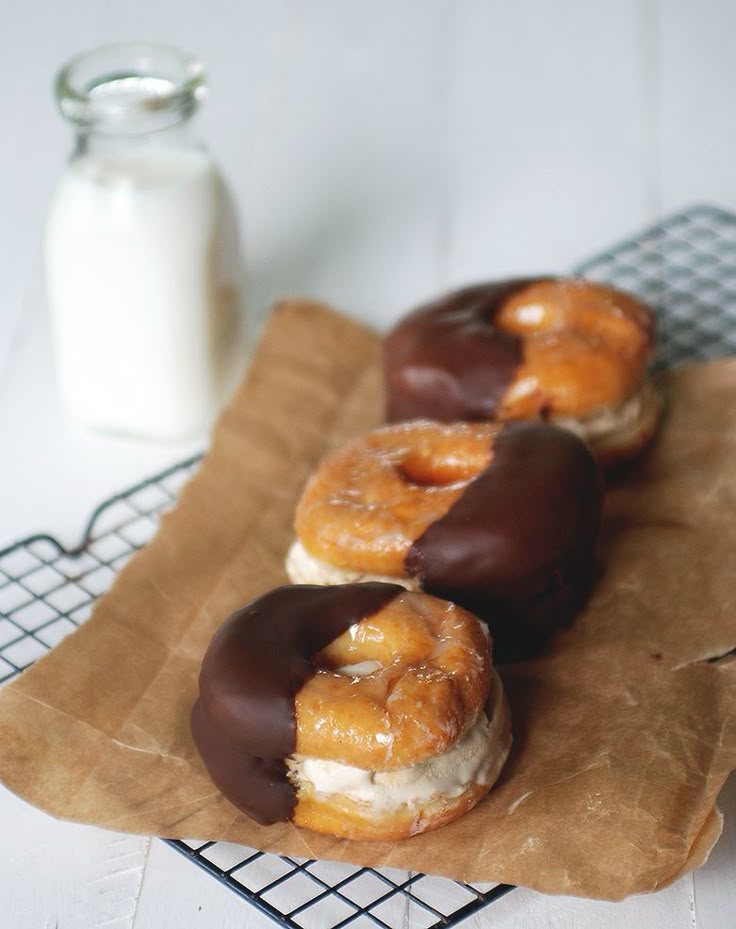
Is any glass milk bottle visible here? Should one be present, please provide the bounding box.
[44,43,244,440]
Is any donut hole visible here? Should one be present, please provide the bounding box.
[316,608,438,672]
[311,652,384,677]
[398,446,490,487]
[333,659,382,678]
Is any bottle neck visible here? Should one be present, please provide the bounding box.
[72,114,203,161]
[56,43,207,164]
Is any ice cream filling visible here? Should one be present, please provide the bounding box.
[552,379,656,445]
[285,538,419,590]
[290,671,509,811]
[291,712,498,809]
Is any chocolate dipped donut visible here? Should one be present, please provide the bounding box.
[191,583,512,840]
[383,277,661,466]
[286,420,603,660]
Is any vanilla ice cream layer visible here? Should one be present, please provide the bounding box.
[290,672,509,811]
[552,379,657,445]
[285,539,420,590]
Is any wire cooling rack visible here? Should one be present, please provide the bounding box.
[2,203,736,929]
[575,204,736,366]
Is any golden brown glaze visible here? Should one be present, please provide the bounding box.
[296,589,491,770]
[495,279,655,417]
[294,420,499,577]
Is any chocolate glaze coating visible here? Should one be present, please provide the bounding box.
[384,279,548,422]
[406,422,603,662]
[191,583,402,825]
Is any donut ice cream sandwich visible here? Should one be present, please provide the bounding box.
[191,583,511,840]
[286,419,602,661]
[383,277,662,467]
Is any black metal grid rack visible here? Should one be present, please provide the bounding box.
[576,204,736,367]
[1,204,735,928]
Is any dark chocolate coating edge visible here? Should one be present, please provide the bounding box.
[191,582,403,824]
[383,278,550,422]
[406,422,603,662]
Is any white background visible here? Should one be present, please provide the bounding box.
[1,1,735,926]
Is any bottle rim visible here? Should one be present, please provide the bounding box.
[55,42,206,134]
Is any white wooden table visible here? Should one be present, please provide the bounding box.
[2,2,735,925]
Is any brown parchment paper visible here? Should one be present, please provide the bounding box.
[1,300,735,900]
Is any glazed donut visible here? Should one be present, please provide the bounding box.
[191,583,512,841]
[383,277,662,466]
[286,419,603,661]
